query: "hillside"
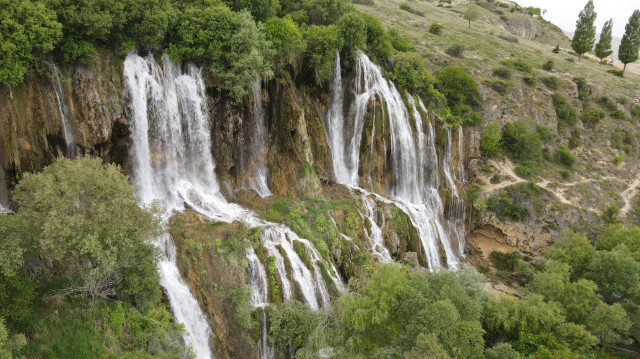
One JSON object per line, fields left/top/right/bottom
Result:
{"left": 1, "top": 0, "right": 640, "bottom": 358}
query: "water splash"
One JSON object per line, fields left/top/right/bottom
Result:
{"left": 324, "top": 52, "right": 466, "bottom": 269}
{"left": 47, "top": 62, "right": 76, "bottom": 158}
{"left": 248, "top": 79, "right": 272, "bottom": 197}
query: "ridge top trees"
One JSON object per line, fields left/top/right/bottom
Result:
{"left": 619, "top": 9, "right": 640, "bottom": 72}
{"left": 594, "top": 18, "right": 613, "bottom": 62}
{"left": 571, "top": 0, "right": 597, "bottom": 61}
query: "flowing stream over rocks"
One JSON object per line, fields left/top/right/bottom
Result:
{"left": 323, "top": 52, "right": 466, "bottom": 269}
{"left": 48, "top": 62, "right": 76, "bottom": 158}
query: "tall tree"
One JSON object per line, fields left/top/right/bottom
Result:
{"left": 619, "top": 10, "right": 640, "bottom": 72}
{"left": 594, "top": 18, "right": 613, "bottom": 62}
{"left": 571, "top": 0, "right": 597, "bottom": 61}
{"left": 463, "top": 5, "right": 481, "bottom": 28}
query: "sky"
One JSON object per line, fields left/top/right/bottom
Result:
{"left": 513, "top": 0, "right": 637, "bottom": 37}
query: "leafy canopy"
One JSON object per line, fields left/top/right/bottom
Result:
{"left": 618, "top": 10, "right": 640, "bottom": 70}
{"left": 594, "top": 18, "right": 613, "bottom": 59}
{"left": 571, "top": 0, "right": 597, "bottom": 59}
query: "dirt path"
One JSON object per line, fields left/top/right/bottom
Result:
{"left": 621, "top": 174, "right": 640, "bottom": 215}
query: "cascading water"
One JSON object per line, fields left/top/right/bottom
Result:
{"left": 48, "top": 62, "right": 76, "bottom": 158}
{"left": 248, "top": 79, "right": 272, "bottom": 197}
{"left": 324, "top": 52, "right": 466, "bottom": 269}
{"left": 0, "top": 163, "right": 8, "bottom": 212}
{"left": 124, "top": 52, "right": 343, "bottom": 359}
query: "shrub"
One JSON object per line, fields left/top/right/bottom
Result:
{"left": 553, "top": 93, "right": 577, "bottom": 126}
{"left": 429, "top": 23, "right": 444, "bottom": 35}
{"left": 522, "top": 74, "right": 537, "bottom": 86}
{"left": 541, "top": 76, "right": 560, "bottom": 90}
{"left": 566, "top": 57, "right": 576, "bottom": 63}
{"left": 581, "top": 106, "right": 604, "bottom": 127}
{"left": 390, "top": 52, "right": 436, "bottom": 96}
{"left": 464, "top": 112, "right": 483, "bottom": 126}
{"left": 481, "top": 121, "right": 502, "bottom": 157}
{"left": 631, "top": 105, "right": 640, "bottom": 118}
{"left": 445, "top": 44, "right": 465, "bottom": 57}
{"left": 337, "top": 12, "right": 367, "bottom": 57}
{"left": 501, "top": 120, "right": 542, "bottom": 162}
{"left": 542, "top": 58, "right": 554, "bottom": 71}
{"left": 488, "top": 193, "right": 530, "bottom": 220}
{"left": 607, "top": 69, "right": 624, "bottom": 77}
{"left": 436, "top": 66, "right": 481, "bottom": 115}
{"left": 264, "top": 15, "right": 305, "bottom": 70}
{"left": 611, "top": 109, "right": 626, "bottom": 120}
{"left": 553, "top": 44, "right": 560, "bottom": 53}
{"left": 555, "top": 146, "right": 576, "bottom": 167}
{"left": 493, "top": 66, "right": 512, "bottom": 79}
{"left": 359, "top": 13, "right": 393, "bottom": 60}
{"left": 399, "top": 2, "right": 424, "bottom": 16}
{"left": 352, "top": 0, "right": 375, "bottom": 5}
{"left": 536, "top": 125, "right": 554, "bottom": 142}
{"left": 497, "top": 33, "right": 519, "bottom": 42}
{"left": 490, "top": 173, "right": 501, "bottom": 184}
{"left": 598, "top": 96, "right": 618, "bottom": 111}
{"left": 490, "top": 250, "right": 520, "bottom": 271}
{"left": 305, "top": 25, "right": 344, "bottom": 83}
{"left": 486, "top": 80, "right": 510, "bottom": 95}
{"left": 388, "top": 29, "right": 415, "bottom": 52}
{"left": 500, "top": 58, "right": 532, "bottom": 73}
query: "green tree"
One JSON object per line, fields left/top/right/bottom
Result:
{"left": 485, "top": 343, "right": 521, "bottom": 359}
{"left": 594, "top": 18, "right": 613, "bottom": 60}
{"left": 404, "top": 333, "right": 451, "bottom": 359}
{"left": 270, "top": 300, "right": 319, "bottom": 356}
{"left": 463, "top": 5, "right": 481, "bottom": 28}
{"left": 480, "top": 121, "right": 502, "bottom": 158}
{"left": 0, "top": 157, "right": 160, "bottom": 301}
{"left": 587, "top": 245, "right": 640, "bottom": 304}
{"left": 618, "top": 10, "right": 640, "bottom": 72}
{"left": 359, "top": 13, "right": 392, "bottom": 61}
{"left": 586, "top": 302, "right": 632, "bottom": 346}
{"left": 571, "top": 0, "right": 597, "bottom": 61}
{"left": 0, "top": 0, "right": 62, "bottom": 86}
{"left": 501, "top": 120, "right": 542, "bottom": 163}
{"left": 597, "top": 224, "right": 640, "bottom": 261}
{"left": 336, "top": 12, "right": 367, "bottom": 59}
{"left": 0, "top": 318, "right": 26, "bottom": 359}
{"left": 264, "top": 15, "right": 305, "bottom": 71}
{"left": 304, "top": 24, "right": 344, "bottom": 83}
{"left": 436, "top": 66, "right": 481, "bottom": 115}
{"left": 389, "top": 52, "right": 435, "bottom": 96}
{"left": 548, "top": 230, "right": 595, "bottom": 280}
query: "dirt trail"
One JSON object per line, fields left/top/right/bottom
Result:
{"left": 620, "top": 174, "right": 640, "bottom": 215}
{"left": 478, "top": 159, "right": 617, "bottom": 214}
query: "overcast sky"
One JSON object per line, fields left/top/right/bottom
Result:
{"left": 513, "top": 0, "right": 637, "bottom": 37}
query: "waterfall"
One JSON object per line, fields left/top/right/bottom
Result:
{"left": 124, "top": 52, "right": 343, "bottom": 359}
{"left": 48, "top": 62, "right": 76, "bottom": 158}
{"left": 0, "top": 163, "right": 8, "bottom": 212}
{"left": 248, "top": 79, "right": 272, "bottom": 197}
{"left": 324, "top": 52, "right": 465, "bottom": 269}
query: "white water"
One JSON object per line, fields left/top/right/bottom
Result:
{"left": 324, "top": 52, "right": 466, "bottom": 269}
{"left": 248, "top": 80, "right": 272, "bottom": 197}
{"left": 0, "top": 163, "right": 8, "bottom": 212}
{"left": 124, "top": 52, "right": 343, "bottom": 359}
{"left": 48, "top": 62, "right": 76, "bottom": 158}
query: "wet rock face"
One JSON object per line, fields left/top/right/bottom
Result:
{"left": 0, "top": 53, "right": 126, "bottom": 179}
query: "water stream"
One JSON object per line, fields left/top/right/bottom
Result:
{"left": 48, "top": 62, "right": 76, "bottom": 158}
{"left": 248, "top": 79, "right": 272, "bottom": 197}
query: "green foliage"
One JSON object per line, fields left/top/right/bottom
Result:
{"left": 542, "top": 58, "right": 554, "bottom": 71}
{"left": 487, "top": 194, "right": 530, "bottom": 221}
{"left": 570, "top": 0, "right": 597, "bottom": 59}
{"left": 429, "top": 23, "right": 444, "bottom": 35}
{"left": 270, "top": 300, "right": 319, "bottom": 356}
{"left": 336, "top": 12, "right": 366, "bottom": 58}
{"left": 541, "top": 76, "right": 559, "bottom": 90}
{"left": 305, "top": 24, "right": 343, "bottom": 83}
{"left": 485, "top": 343, "right": 521, "bottom": 359}
{"left": 499, "top": 58, "right": 532, "bottom": 73}
{"left": 463, "top": 4, "right": 481, "bottom": 28}
{"left": 597, "top": 224, "right": 640, "bottom": 261}
{"left": 0, "top": 0, "right": 62, "bottom": 86}
{"left": 445, "top": 44, "right": 465, "bottom": 57}
{"left": 223, "top": 0, "right": 279, "bottom": 21}
{"left": 600, "top": 204, "right": 621, "bottom": 225}
{"left": 581, "top": 106, "right": 604, "bottom": 127}
{"left": 587, "top": 245, "right": 640, "bottom": 304}
{"left": 618, "top": 10, "right": 640, "bottom": 70}
{"left": 267, "top": 256, "right": 281, "bottom": 303}
{"left": 484, "top": 294, "right": 564, "bottom": 340}
{"left": 555, "top": 146, "right": 575, "bottom": 167}
{"left": 264, "top": 15, "right": 305, "bottom": 70}
{"left": 0, "top": 318, "right": 26, "bottom": 358}
{"left": 390, "top": 52, "right": 435, "bottom": 96}
{"left": 553, "top": 93, "right": 577, "bottom": 126}
{"left": 548, "top": 230, "right": 595, "bottom": 280}
{"left": 388, "top": 29, "right": 415, "bottom": 52}
{"left": 436, "top": 66, "right": 481, "bottom": 116}
{"left": 501, "top": 120, "right": 542, "bottom": 163}
{"left": 358, "top": 13, "right": 393, "bottom": 60}
{"left": 594, "top": 18, "right": 614, "bottom": 59}
{"left": 489, "top": 250, "right": 520, "bottom": 271}
{"left": 486, "top": 79, "right": 510, "bottom": 95}
{"left": 586, "top": 302, "right": 632, "bottom": 346}
{"left": 0, "top": 157, "right": 160, "bottom": 302}
{"left": 399, "top": 2, "right": 424, "bottom": 16}
{"left": 167, "top": 6, "right": 272, "bottom": 99}
{"left": 404, "top": 333, "right": 451, "bottom": 359}
{"left": 492, "top": 66, "right": 511, "bottom": 79}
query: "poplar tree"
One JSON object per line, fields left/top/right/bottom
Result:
{"left": 619, "top": 10, "right": 640, "bottom": 72}
{"left": 594, "top": 18, "right": 613, "bottom": 62}
{"left": 571, "top": 0, "right": 597, "bottom": 61}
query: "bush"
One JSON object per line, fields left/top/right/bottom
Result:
{"left": 501, "top": 120, "right": 542, "bottom": 162}
{"left": 536, "top": 125, "right": 554, "bottom": 142}
{"left": 490, "top": 250, "right": 520, "bottom": 271}
{"left": 598, "top": 96, "right": 618, "bottom": 111}
{"left": 436, "top": 66, "right": 481, "bottom": 115}
{"left": 337, "top": 12, "right": 367, "bottom": 57}
{"left": 264, "top": 15, "right": 305, "bottom": 70}
{"left": 445, "top": 44, "right": 465, "bottom": 57}
{"left": 481, "top": 121, "right": 502, "bottom": 158}
{"left": 542, "top": 58, "right": 554, "bottom": 71}
{"left": 493, "top": 66, "right": 512, "bottom": 79}
{"left": 488, "top": 193, "right": 530, "bottom": 220}
{"left": 553, "top": 44, "right": 560, "bottom": 53}
{"left": 359, "top": 13, "right": 393, "bottom": 60}
{"left": 522, "top": 74, "right": 537, "bottom": 86}
{"left": 486, "top": 80, "right": 510, "bottom": 95}
{"left": 0, "top": 0, "right": 62, "bottom": 86}
{"left": 500, "top": 58, "right": 532, "bottom": 73}
{"left": 390, "top": 52, "right": 436, "bottom": 96}
{"left": 464, "top": 112, "right": 483, "bottom": 126}
{"left": 429, "top": 23, "right": 444, "bottom": 35}
{"left": 541, "top": 76, "right": 559, "bottom": 90}
{"left": 305, "top": 25, "right": 344, "bottom": 83}
{"left": 553, "top": 93, "right": 577, "bottom": 126}
{"left": 606, "top": 69, "right": 624, "bottom": 78}
{"left": 631, "top": 105, "right": 640, "bottom": 119}
{"left": 399, "top": 2, "right": 424, "bottom": 16}
{"left": 555, "top": 146, "right": 576, "bottom": 167}
{"left": 581, "top": 107, "right": 605, "bottom": 127}
{"left": 610, "top": 109, "right": 626, "bottom": 120}
{"left": 388, "top": 28, "right": 415, "bottom": 52}
{"left": 497, "top": 33, "right": 519, "bottom": 42}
